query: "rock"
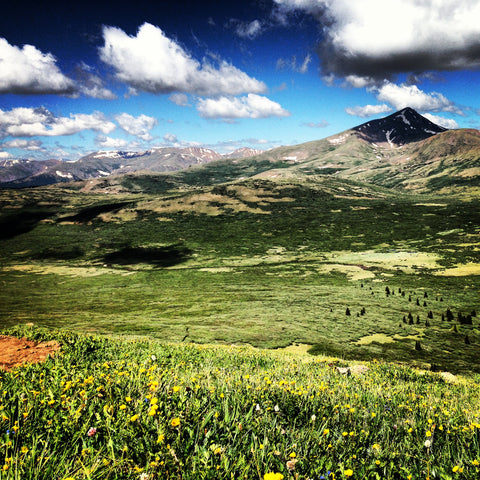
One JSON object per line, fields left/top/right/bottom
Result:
{"left": 335, "top": 364, "right": 369, "bottom": 376}
{"left": 439, "top": 371, "right": 457, "bottom": 384}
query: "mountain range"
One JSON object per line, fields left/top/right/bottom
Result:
{"left": 0, "top": 147, "right": 263, "bottom": 188}
{"left": 1, "top": 107, "right": 479, "bottom": 194}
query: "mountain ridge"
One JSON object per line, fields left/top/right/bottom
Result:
{"left": 0, "top": 146, "right": 265, "bottom": 188}
{"left": 1, "top": 108, "right": 479, "bottom": 194}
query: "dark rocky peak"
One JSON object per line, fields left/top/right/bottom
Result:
{"left": 353, "top": 107, "right": 448, "bottom": 148}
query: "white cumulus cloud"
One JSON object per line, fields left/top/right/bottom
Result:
{"left": 423, "top": 113, "right": 458, "bottom": 129}
{"left": 0, "top": 38, "right": 75, "bottom": 95}
{"left": 345, "top": 104, "right": 392, "bottom": 118}
{"left": 169, "top": 93, "right": 190, "bottom": 107}
{"left": 115, "top": 113, "right": 157, "bottom": 141}
{"left": 95, "top": 136, "right": 129, "bottom": 149}
{"left": 99, "top": 23, "right": 267, "bottom": 96}
{"left": 163, "top": 133, "right": 178, "bottom": 143}
{"left": 197, "top": 94, "right": 291, "bottom": 120}
{"left": 1, "top": 139, "right": 44, "bottom": 151}
{"left": 374, "top": 82, "right": 463, "bottom": 114}
{"left": 274, "top": 0, "right": 480, "bottom": 79}
{"left": 0, "top": 107, "right": 116, "bottom": 137}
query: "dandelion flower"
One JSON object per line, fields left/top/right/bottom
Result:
{"left": 344, "top": 469, "right": 354, "bottom": 477}
{"left": 263, "top": 473, "right": 284, "bottom": 480}
{"left": 171, "top": 417, "right": 180, "bottom": 427}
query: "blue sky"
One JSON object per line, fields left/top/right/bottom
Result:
{"left": 1, "top": 0, "right": 480, "bottom": 161}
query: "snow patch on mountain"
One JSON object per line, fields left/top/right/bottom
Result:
{"left": 56, "top": 171, "right": 73, "bottom": 179}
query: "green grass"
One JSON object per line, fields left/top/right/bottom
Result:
{"left": 0, "top": 180, "right": 479, "bottom": 375}
{"left": 1, "top": 325, "right": 480, "bottom": 479}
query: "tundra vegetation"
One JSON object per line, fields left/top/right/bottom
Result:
{"left": 0, "top": 174, "right": 479, "bottom": 478}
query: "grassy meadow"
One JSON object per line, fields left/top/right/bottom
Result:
{"left": 0, "top": 179, "right": 479, "bottom": 373}
{"left": 1, "top": 325, "right": 480, "bottom": 479}
{"left": 1, "top": 175, "right": 480, "bottom": 478}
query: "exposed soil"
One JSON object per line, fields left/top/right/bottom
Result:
{"left": 0, "top": 335, "right": 60, "bottom": 371}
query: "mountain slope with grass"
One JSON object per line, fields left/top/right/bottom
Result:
{"left": 2, "top": 108, "right": 479, "bottom": 195}
{"left": 1, "top": 177, "right": 479, "bottom": 375}
{"left": 66, "top": 108, "right": 480, "bottom": 197}
{"left": 1, "top": 325, "right": 480, "bottom": 480}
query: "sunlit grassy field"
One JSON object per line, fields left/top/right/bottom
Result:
{"left": 1, "top": 325, "right": 480, "bottom": 479}
{"left": 0, "top": 179, "right": 479, "bottom": 374}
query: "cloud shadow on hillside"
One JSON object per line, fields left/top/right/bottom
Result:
{"left": 102, "top": 244, "right": 192, "bottom": 268}
{"left": 0, "top": 211, "right": 53, "bottom": 240}
{"left": 59, "top": 202, "right": 134, "bottom": 223}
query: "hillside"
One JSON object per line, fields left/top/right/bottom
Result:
{"left": 1, "top": 325, "right": 480, "bottom": 479}
{"left": 2, "top": 108, "right": 480, "bottom": 195}
{"left": 1, "top": 176, "right": 479, "bottom": 375}
{"left": 56, "top": 108, "right": 480, "bottom": 197}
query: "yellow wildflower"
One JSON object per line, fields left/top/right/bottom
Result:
{"left": 263, "top": 473, "right": 284, "bottom": 480}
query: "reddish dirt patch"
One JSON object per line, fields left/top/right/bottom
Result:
{"left": 0, "top": 335, "right": 61, "bottom": 371}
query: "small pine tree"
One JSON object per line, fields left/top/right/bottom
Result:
{"left": 427, "top": 311, "right": 433, "bottom": 319}
{"left": 416, "top": 298, "right": 420, "bottom": 306}
{"left": 424, "top": 292, "right": 428, "bottom": 298}
{"left": 465, "top": 335, "right": 471, "bottom": 345}
{"left": 385, "top": 286, "right": 390, "bottom": 296}
{"left": 345, "top": 307, "right": 351, "bottom": 316}
{"left": 415, "top": 341, "right": 422, "bottom": 351}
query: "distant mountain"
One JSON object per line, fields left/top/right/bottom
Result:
{"left": 223, "top": 147, "right": 264, "bottom": 159}
{"left": 0, "top": 159, "right": 62, "bottom": 185}
{"left": 0, "top": 146, "right": 258, "bottom": 188}
{"left": 2, "top": 108, "right": 479, "bottom": 195}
